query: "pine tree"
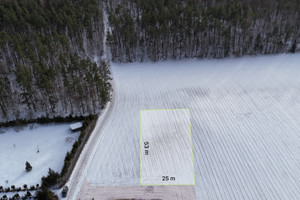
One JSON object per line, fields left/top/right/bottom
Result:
{"left": 290, "top": 40, "right": 297, "bottom": 53}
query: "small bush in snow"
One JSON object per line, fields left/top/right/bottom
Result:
{"left": 13, "top": 194, "right": 20, "bottom": 199}
{"left": 23, "top": 184, "right": 27, "bottom": 189}
{"left": 26, "top": 191, "right": 31, "bottom": 198}
{"left": 11, "top": 185, "right": 15, "bottom": 190}
{"left": 25, "top": 161, "right": 32, "bottom": 172}
{"left": 4, "top": 187, "right": 10, "bottom": 192}
{"left": 29, "top": 185, "right": 35, "bottom": 190}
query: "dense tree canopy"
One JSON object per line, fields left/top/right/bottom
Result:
{"left": 0, "top": 0, "right": 110, "bottom": 122}
{"left": 106, "top": 0, "right": 300, "bottom": 61}
{"left": 0, "top": 0, "right": 299, "bottom": 121}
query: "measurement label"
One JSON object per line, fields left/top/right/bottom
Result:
{"left": 144, "top": 141, "right": 149, "bottom": 155}
{"left": 140, "top": 109, "right": 195, "bottom": 185}
{"left": 162, "top": 176, "right": 176, "bottom": 181}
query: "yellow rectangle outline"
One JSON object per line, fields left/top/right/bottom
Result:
{"left": 140, "top": 108, "right": 196, "bottom": 186}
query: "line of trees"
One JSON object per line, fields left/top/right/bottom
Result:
{"left": 106, "top": 0, "right": 300, "bottom": 62}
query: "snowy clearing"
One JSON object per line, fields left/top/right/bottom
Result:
{"left": 69, "top": 53, "right": 300, "bottom": 200}
{"left": 0, "top": 123, "right": 80, "bottom": 187}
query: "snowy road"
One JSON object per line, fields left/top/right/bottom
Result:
{"left": 68, "top": 54, "right": 300, "bottom": 200}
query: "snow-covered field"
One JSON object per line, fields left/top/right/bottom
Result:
{"left": 70, "top": 53, "right": 300, "bottom": 200}
{"left": 0, "top": 123, "right": 80, "bottom": 187}
{"left": 140, "top": 109, "right": 194, "bottom": 185}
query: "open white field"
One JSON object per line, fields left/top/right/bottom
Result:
{"left": 0, "top": 123, "right": 80, "bottom": 187}
{"left": 70, "top": 53, "right": 300, "bottom": 200}
{"left": 140, "top": 109, "right": 194, "bottom": 185}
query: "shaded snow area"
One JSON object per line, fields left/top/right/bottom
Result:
{"left": 0, "top": 123, "right": 80, "bottom": 187}
{"left": 76, "top": 53, "right": 300, "bottom": 200}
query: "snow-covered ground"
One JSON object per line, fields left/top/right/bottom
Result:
{"left": 0, "top": 123, "right": 80, "bottom": 188}
{"left": 69, "top": 53, "right": 300, "bottom": 200}
{"left": 140, "top": 109, "right": 194, "bottom": 185}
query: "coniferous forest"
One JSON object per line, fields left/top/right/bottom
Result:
{"left": 0, "top": 0, "right": 299, "bottom": 122}
{"left": 0, "top": 0, "right": 111, "bottom": 122}
{"left": 107, "top": 0, "right": 299, "bottom": 61}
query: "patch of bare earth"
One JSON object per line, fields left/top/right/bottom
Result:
{"left": 78, "top": 181, "right": 196, "bottom": 200}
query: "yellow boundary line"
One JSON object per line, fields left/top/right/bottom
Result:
{"left": 140, "top": 108, "right": 196, "bottom": 186}
{"left": 139, "top": 110, "right": 142, "bottom": 185}
{"left": 188, "top": 108, "right": 196, "bottom": 185}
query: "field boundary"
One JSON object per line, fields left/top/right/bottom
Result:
{"left": 139, "top": 108, "right": 196, "bottom": 186}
